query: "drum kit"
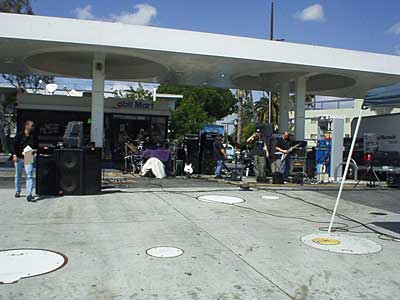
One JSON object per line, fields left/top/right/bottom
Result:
{"left": 123, "top": 140, "right": 144, "bottom": 174}
{"left": 123, "top": 139, "right": 180, "bottom": 175}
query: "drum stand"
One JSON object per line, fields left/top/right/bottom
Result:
{"left": 224, "top": 153, "right": 242, "bottom": 182}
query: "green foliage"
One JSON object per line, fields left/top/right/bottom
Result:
{"left": 170, "top": 97, "right": 214, "bottom": 139}
{"left": 0, "top": 0, "right": 33, "bottom": 14}
{"left": 1, "top": 0, "right": 55, "bottom": 93}
{"left": 241, "top": 123, "right": 256, "bottom": 145}
{"left": 113, "top": 83, "right": 152, "bottom": 101}
{"left": 255, "top": 93, "right": 279, "bottom": 125}
{"left": 157, "top": 84, "right": 236, "bottom": 120}
{"left": 2, "top": 74, "right": 54, "bottom": 93}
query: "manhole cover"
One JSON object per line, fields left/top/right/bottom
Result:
{"left": 197, "top": 195, "right": 245, "bottom": 204}
{"left": 301, "top": 233, "right": 382, "bottom": 255}
{"left": 0, "top": 249, "right": 68, "bottom": 284}
{"left": 146, "top": 247, "right": 184, "bottom": 258}
{"left": 261, "top": 195, "right": 279, "bottom": 200}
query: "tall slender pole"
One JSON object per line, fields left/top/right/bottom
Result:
{"left": 268, "top": 92, "right": 272, "bottom": 123}
{"left": 270, "top": 0, "right": 274, "bottom": 41}
{"left": 268, "top": 1, "right": 274, "bottom": 123}
{"left": 328, "top": 103, "right": 364, "bottom": 233}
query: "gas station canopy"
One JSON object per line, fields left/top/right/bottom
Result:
{"left": 1, "top": 13, "right": 400, "bottom": 98}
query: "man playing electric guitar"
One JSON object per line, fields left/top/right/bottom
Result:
{"left": 276, "top": 132, "right": 294, "bottom": 182}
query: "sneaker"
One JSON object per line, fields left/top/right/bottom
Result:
{"left": 27, "top": 195, "right": 34, "bottom": 202}
{"left": 215, "top": 175, "right": 223, "bottom": 179}
{"left": 15, "top": 192, "right": 20, "bottom": 198}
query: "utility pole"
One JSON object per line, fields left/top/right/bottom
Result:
{"left": 270, "top": 0, "right": 274, "bottom": 41}
{"left": 268, "top": 0, "right": 274, "bottom": 123}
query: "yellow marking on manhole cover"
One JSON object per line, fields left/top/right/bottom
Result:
{"left": 312, "top": 237, "right": 341, "bottom": 245}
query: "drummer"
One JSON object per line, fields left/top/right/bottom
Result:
{"left": 136, "top": 128, "right": 146, "bottom": 141}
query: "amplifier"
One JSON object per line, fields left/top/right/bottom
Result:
{"left": 387, "top": 171, "right": 400, "bottom": 188}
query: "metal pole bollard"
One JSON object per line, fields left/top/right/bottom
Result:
{"left": 334, "top": 159, "right": 358, "bottom": 182}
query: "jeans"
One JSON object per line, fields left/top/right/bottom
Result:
{"left": 215, "top": 160, "right": 224, "bottom": 176}
{"left": 254, "top": 155, "right": 266, "bottom": 179}
{"left": 15, "top": 158, "right": 34, "bottom": 197}
{"left": 280, "top": 156, "right": 290, "bottom": 180}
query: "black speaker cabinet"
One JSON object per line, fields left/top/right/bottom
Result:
{"left": 36, "top": 147, "right": 59, "bottom": 196}
{"left": 83, "top": 147, "right": 102, "bottom": 195}
{"left": 184, "top": 134, "right": 200, "bottom": 173}
{"left": 201, "top": 159, "right": 216, "bottom": 175}
{"left": 272, "top": 172, "right": 284, "bottom": 184}
{"left": 199, "top": 133, "right": 217, "bottom": 174}
{"left": 55, "top": 149, "right": 85, "bottom": 195}
{"left": 256, "top": 123, "right": 273, "bottom": 138}
{"left": 55, "top": 148, "right": 102, "bottom": 195}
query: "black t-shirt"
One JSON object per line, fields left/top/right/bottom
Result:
{"left": 13, "top": 131, "right": 38, "bottom": 158}
{"left": 277, "top": 137, "right": 290, "bottom": 151}
{"left": 213, "top": 140, "right": 224, "bottom": 161}
{"left": 250, "top": 135, "right": 267, "bottom": 157}
{"left": 253, "top": 139, "right": 266, "bottom": 156}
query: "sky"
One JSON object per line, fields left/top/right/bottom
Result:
{"left": 6, "top": 0, "right": 400, "bottom": 99}
{"left": 30, "top": 0, "right": 400, "bottom": 55}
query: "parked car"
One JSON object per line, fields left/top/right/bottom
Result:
{"left": 224, "top": 143, "right": 235, "bottom": 161}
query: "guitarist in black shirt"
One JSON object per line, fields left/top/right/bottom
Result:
{"left": 276, "top": 132, "right": 291, "bottom": 181}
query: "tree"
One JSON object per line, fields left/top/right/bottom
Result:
{"left": 157, "top": 84, "right": 236, "bottom": 120}
{"left": 235, "top": 89, "right": 256, "bottom": 145}
{"left": 255, "top": 92, "right": 279, "bottom": 125}
{"left": 2, "top": 74, "right": 54, "bottom": 93}
{"left": 169, "top": 97, "right": 213, "bottom": 140}
{"left": 113, "top": 83, "right": 152, "bottom": 101}
{"left": 0, "top": 0, "right": 50, "bottom": 152}
{"left": 1, "top": 0, "right": 54, "bottom": 93}
{"left": 0, "top": 0, "right": 33, "bottom": 14}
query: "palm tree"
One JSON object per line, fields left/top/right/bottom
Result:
{"left": 255, "top": 92, "right": 279, "bottom": 125}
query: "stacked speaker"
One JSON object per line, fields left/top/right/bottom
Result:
{"left": 184, "top": 134, "right": 200, "bottom": 174}
{"left": 199, "top": 132, "right": 217, "bottom": 175}
{"left": 36, "top": 147, "right": 59, "bottom": 196}
{"left": 36, "top": 147, "right": 102, "bottom": 196}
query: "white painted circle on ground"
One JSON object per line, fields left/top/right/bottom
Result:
{"left": 261, "top": 195, "right": 280, "bottom": 200}
{"left": 146, "top": 247, "right": 184, "bottom": 258}
{"left": 0, "top": 249, "right": 67, "bottom": 284}
{"left": 197, "top": 195, "right": 245, "bottom": 204}
{"left": 301, "top": 233, "right": 382, "bottom": 255}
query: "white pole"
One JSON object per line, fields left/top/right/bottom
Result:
{"left": 153, "top": 87, "right": 157, "bottom": 102}
{"left": 328, "top": 103, "right": 364, "bottom": 233}
{"left": 91, "top": 53, "right": 105, "bottom": 148}
{"left": 295, "top": 77, "right": 306, "bottom": 140}
{"left": 279, "top": 82, "right": 290, "bottom": 132}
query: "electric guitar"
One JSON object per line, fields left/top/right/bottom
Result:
{"left": 281, "top": 143, "right": 302, "bottom": 162}
{"left": 184, "top": 163, "right": 194, "bottom": 175}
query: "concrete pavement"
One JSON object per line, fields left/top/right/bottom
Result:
{"left": 0, "top": 178, "right": 399, "bottom": 300}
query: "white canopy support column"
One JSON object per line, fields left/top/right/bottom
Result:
{"left": 91, "top": 53, "right": 105, "bottom": 148}
{"left": 279, "top": 82, "right": 290, "bottom": 132}
{"left": 295, "top": 77, "right": 306, "bottom": 140}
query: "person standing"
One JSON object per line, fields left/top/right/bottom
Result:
{"left": 247, "top": 129, "right": 269, "bottom": 182}
{"left": 276, "top": 131, "right": 291, "bottom": 181}
{"left": 12, "top": 120, "right": 38, "bottom": 202}
{"left": 213, "top": 134, "right": 226, "bottom": 179}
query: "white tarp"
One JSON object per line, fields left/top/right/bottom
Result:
{"left": 140, "top": 157, "right": 166, "bottom": 179}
